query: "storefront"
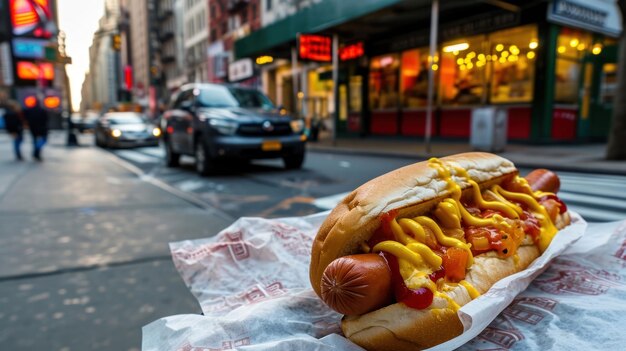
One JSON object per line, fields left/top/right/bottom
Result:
{"left": 235, "top": 0, "right": 622, "bottom": 143}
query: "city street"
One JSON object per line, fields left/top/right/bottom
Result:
{"left": 109, "top": 139, "right": 626, "bottom": 223}
{"left": 1, "top": 131, "right": 626, "bottom": 351}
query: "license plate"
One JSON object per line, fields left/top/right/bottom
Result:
{"left": 262, "top": 140, "right": 282, "bottom": 151}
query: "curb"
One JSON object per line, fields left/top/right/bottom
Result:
{"left": 307, "top": 145, "right": 626, "bottom": 176}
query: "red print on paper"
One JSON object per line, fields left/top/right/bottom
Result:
{"left": 474, "top": 297, "right": 558, "bottom": 350}
{"left": 244, "top": 282, "right": 285, "bottom": 303}
{"left": 225, "top": 231, "right": 249, "bottom": 261}
{"left": 176, "top": 338, "right": 250, "bottom": 351}
{"left": 534, "top": 258, "right": 621, "bottom": 295}
{"left": 615, "top": 239, "right": 626, "bottom": 261}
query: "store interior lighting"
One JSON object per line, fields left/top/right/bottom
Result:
{"left": 443, "top": 42, "right": 469, "bottom": 53}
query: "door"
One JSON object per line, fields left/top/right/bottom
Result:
{"left": 578, "top": 45, "right": 618, "bottom": 140}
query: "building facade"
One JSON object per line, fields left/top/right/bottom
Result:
{"left": 207, "top": 0, "right": 261, "bottom": 83}
{"left": 82, "top": 0, "right": 121, "bottom": 112}
{"left": 183, "top": 0, "right": 209, "bottom": 83}
{"left": 235, "top": 0, "right": 623, "bottom": 143}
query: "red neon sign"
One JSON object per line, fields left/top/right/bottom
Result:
{"left": 298, "top": 34, "right": 332, "bottom": 62}
{"left": 44, "top": 96, "right": 60, "bottom": 108}
{"left": 340, "top": 42, "right": 364, "bottom": 61}
{"left": 10, "top": 0, "right": 53, "bottom": 38}
{"left": 24, "top": 95, "right": 37, "bottom": 107}
{"left": 124, "top": 65, "right": 133, "bottom": 90}
{"left": 17, "top": 61, "right": 54, "bottom": 80}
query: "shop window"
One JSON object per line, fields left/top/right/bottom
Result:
{"left": 439, "top": 36, "right": 486, "bottom": 105}
{"left": 349, "top": 76, "right": 362, "bottom": 113}
{"left": 555, "top": 28, "right": 592, "bottom": 104}
{"left": 369, "top": 54, "right": 400, "bottom": 110}
{"left": 400, "top": 48, "right": 434, "bottom": 108}
{"left": 489, "top": 25, "right": 537, "bottom": 103}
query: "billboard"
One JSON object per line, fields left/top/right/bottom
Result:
{"left": 10, "top": 0, "right": 55, "bottom": 39}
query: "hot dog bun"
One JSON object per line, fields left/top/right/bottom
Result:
{"left": 310, "top": 152, "right": 517, "bottom": 296}
{"left": 309, "top": 152, "right": 570, "bottom": 351}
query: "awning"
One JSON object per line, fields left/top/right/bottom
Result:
{"left": 234, "top": 0, "right": 406, "bottom": 59}
{"left": 235, "top": 0, "right": 550, "bottom": 60}
{"left": 548, "top": 0, "right": 623, "bottom": 37}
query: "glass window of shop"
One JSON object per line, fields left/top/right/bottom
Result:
{"left": 489, "top": 25, "right": 537, "bottom": 103}
{"left": 554, "top": 28, "right": 592, "bottom": 104}
{"left": 439, "top": 36, "right": 486, "bottom": 105}
{"left": 400, "top": 49, "right": 435, "bottom": 108}
{"left": 369, "top": 54, "right": 400, "bottom": 110}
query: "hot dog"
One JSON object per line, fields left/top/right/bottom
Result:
{"left": 309, "top": 153, "right": 571, "bottom": 351}
{"left": 319, "top": 167, "right": 565, "bottom": 318}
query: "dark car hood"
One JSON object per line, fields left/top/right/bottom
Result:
{"left": 197, "top": 107, "right": 291, "bottom": 123}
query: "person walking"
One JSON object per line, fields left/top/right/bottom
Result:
{"left": 3, "top": 100, "right": 25, "bottom": 160}
{"left": 23, "top": 99, "right": 49, "bottom": 161}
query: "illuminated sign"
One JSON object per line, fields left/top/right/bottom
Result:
{"left": 340, "top": 42, "right": 364, "bottom": 61}
{"left": 10, "top": 0, "right": 54, "bottom": 38}
{"left": 16, "top": 61, "right": 54, "bottom": 80}
{"left": 256, "top": 56, "right": 274, "bottom": 65}
{"left": 43, "top": 95, "right": 60, "bottom": 108}
{"left": 124, "top": 65, "right": 133, "bottom": 90}
{"left": 24, "top": 95, "right": 37, "bottom": 107}
{"left": 13, "top": 38, "right": 47, "bottom": 58}
{"left": 298, "top": 34, "right": 332, "bottom": 62}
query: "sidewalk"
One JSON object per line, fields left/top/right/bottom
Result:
{"left": 307, "top": 134, "right": 626, "bottom": 175}
{"left": 0, "top": 131, "right": 232, "bottom": 350}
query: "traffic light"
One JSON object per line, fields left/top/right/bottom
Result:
{"left": 112, "top": 34, "right": 121, "bottom": 51}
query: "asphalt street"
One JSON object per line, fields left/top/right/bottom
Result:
{"left": 110, "top": 142, "right": 626, "bottom": 223}
{"left": 1, "top": 131, "right": 625, "bottom": 351}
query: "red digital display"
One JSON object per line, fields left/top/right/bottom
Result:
{"left": 298, "top": 34, "right": 332, "bottom": 62}
{"left": 10, "top": 0, "right": 53, "bottom": 38}
{"left": 340, "top": 42, "right": 365, "bottom": 61}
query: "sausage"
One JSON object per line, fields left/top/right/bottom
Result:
{"left": 320, "top": 170, "right": 563, "bottom": 316}
{"left": 320, "top": 253, "right": 392, "bottom": 315}
{"left": 525, "top": 169, "right": 561, "bottom": 193}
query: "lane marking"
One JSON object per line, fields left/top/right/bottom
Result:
{"left": 116, "top": 150, "right": 159, "bottom": 164}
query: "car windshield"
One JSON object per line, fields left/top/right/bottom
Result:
{"left": 198, "top": 86, "right": 275, "bottom": 110}
{"left": 107, "top": 114, "right": 145, "bottom": 125}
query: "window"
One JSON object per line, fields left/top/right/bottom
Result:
{"left": 266, "top": 0, "right": 272, "bottom": 11}
{"left": 439, "top": 35, "right": 486, "bottom": 105}
{"left": 554, "top": 28, "right": 591, "bottom": 104}
{"left": 489, "top": 25, "right": 537, "bottom": 103}
{"left": 369, "top": 54, "right": 400, "bottom": 109}
{"left": 400, "top": 48, "right": 434, "bottom": 108}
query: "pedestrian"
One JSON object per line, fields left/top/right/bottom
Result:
{"left": 3, "top": 100, "right": 25, "bottom": 160}
{"left": 23, "top": 99, "right": 49, "bottom": 161}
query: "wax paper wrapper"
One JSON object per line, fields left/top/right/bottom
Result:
{"left": 143, "top": 211, "right": 626, "bottom": 350}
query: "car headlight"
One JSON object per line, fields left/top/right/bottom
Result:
{"left": 152, "top": 127, "right": 162, "bottom": 137}
{"left": 290, "top": 119, "right": 305, "bottom": 133}
{"left": 111, "top": 129, "right": 122, "bottom": 138}
{"left": 208, "top": 119, "right": 238, "bottom": 135}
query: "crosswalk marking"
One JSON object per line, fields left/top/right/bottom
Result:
{"left": 116, "top": 150, "right": 159, "bottom": 164}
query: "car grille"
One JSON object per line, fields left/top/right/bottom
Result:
{"left": 237, "top": 123, "right": 292, "bottom": 136}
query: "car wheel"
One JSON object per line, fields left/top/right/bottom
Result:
{"left": 283, "top": 152, "right": 305, "bottom": 170}
{"left": 195, "top": 140, "right": 215, "bottom": 176}
{"left": 164, "top": 139, "right": 180, "bottom": 167}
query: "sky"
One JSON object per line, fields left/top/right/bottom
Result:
{"left": 57, "top": 0, "right": 105, "bottom": 111}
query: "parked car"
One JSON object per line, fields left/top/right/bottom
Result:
{"left": 95, "top": 112, "right": 161, "bottom": 148}
{"left": 161, "top": 84, "right": 307, "bottom": 175}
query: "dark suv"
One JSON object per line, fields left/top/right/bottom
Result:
{"left": 161, "top": 84, "right": 307, "bottom": 175}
